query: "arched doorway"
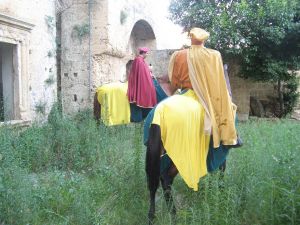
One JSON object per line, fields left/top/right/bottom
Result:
{"left": 127, "top": 19, "right": 156, "bottom": 56}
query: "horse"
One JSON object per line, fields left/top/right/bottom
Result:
{"left": 144, "top": 89, "right": 242, "bottom": 224}
{"left": 93, "top": 75, "right": 175, "bottom": 125}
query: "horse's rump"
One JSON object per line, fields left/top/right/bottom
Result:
{"left": 145, "top": 90, "right": 209, "bottom": 190}
{"left": 94, "top": 78, "right": 171, "bottom": 125}
{"left": 95, "top": 82, "right": 130, "bottom": 126}
{"left": 144, "top": 89, "right": 230, "bottom": 190}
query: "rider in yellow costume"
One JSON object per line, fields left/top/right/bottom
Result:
{"left": 168, "top": 27, "right": 238, "bottom": 148}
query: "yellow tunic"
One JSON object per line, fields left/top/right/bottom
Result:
{"left": 152, "top": 90, "right": 210, "bottom": 191}
{"left": 96, "top": 82, "right": 130, "bottom": 126}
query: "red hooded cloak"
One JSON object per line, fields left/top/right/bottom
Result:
{"left": 127, "top": 56, "right": 157, "bottom": 108}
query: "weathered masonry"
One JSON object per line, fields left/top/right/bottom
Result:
{"left": 0, "top": 13, "right": 33, "bottom": 121}
{"left": 0, "top": 0, "right": 57, "bottom": 124}
{"left": 59, "top": 0, "right": 159, "bottom": 114}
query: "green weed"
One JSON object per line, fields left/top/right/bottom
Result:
{"left": 0, "top": 115, "right": 299, "bottom": 225}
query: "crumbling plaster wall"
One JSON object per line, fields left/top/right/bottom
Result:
{"left": 61, "top": 0, "right": 161, "bottom": 114}
{"left": 107, "top": 0, "right": 156, "bottom": 52}
{"left": 0, "top": 0, "right": 57, "bottom": 121}
{"left": 60, "top": 0, "right": 121, "bottom": 114}
{"left": 60, "top": 1, "right": 90, "bottom": 114}
{"left": 92, "top": 0, "right": 158, "bottom": 88}
{"left": 147, "top": 49, "right": 174, "bottom": 77}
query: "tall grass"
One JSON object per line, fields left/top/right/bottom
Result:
{"left": 0, "top": 111, "right": 299, "bottom": 225}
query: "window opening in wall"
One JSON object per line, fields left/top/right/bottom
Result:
{"left": 0, "top": 42, "right": 17, "bottom": 121}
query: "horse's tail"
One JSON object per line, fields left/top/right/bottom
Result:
{"left": 146, "top": 124, "right": 162, "bottom": 192}
{"left": 93, "top": 92, "right": 101, "bottom": 121}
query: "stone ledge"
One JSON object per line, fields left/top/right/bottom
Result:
{"left": 0, "top": 120, "right": 31, "bottom": 128}
{"left": 0, "top": 13, "right": 35, "bottom": 31}
{"left": 237, "top": 113, "right": 249, "bottom": 121}
{"left": 291, "top": 110, "right": 300, "bottom": 121}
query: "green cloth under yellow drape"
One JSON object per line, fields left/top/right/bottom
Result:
{"left": 96, "top": 82, "right": 130, "bottom": 126}
{"left": 152, "top": 90, "right": 210, "bottom": 191}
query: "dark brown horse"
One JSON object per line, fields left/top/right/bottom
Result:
{"left": 144, "top": 64, "right": 240, "bottom": 223}
{"left": 145, "top": 113, "right": 230, "bottom": 224}
{"left": 145, "top": 123, "right": 178, "bottom": 223}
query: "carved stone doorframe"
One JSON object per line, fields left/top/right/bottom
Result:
{"left": 0, "top": 13, "right": 34, "bottom": 121}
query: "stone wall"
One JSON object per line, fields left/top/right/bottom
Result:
{"left": 107, "top": 0, "right": 157, "bottom": 54}
{"left": 147, "top": 49, "right": 175, "bottom": 77}
{"left": 60, "top": 1, "right": 90, "bottom": 114}
{"left": 0, "top": 0, "right": 57, "bottom": 122}
{"left": 96, "top": 0, "right": 158, "bottom": 87}
{"left": 60, "top": 0, "right": 161, "bottom": 114}
{"left": 228, "top": 63, "right": 276, "bottom": 120}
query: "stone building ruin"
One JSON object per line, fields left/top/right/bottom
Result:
{"left": 59, "top": 0, "right": 160, "bottom": 114}
{"left": 0, "top": 0, "right": 298, "bottom": 125}
{"left": 0, "top": 0, "right": 56, "bottom": 124}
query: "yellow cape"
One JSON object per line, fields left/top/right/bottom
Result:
{"left": 96, "top": 82, "right": 130, "bottom": 126}
{"left": 152, "top": 90, "right": 210, "bottom": 191}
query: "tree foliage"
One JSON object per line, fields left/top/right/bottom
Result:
{"left": 169, "top": 0, "right": 300, "bottom": 116}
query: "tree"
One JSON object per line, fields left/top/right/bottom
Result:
{"left": 169, "top": 0, "right": 300, "bottom": 117}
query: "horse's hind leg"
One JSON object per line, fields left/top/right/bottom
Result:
{"left": 148, "top": 187, "right": 157, "bottom": 224}
{"left": 219, "top": 160, "right": 226, "bottom": 173}
{"left": 146, "top": 125, "right": 162, "bottom": 224}
{"left": 218, "top": 160, "right": 226, "bottom": 189}
{"left": 93, "top": 92, "right": 101, "bottom": 123}
{"left": 160, "top": 163, "right": 178, "bottom": 221}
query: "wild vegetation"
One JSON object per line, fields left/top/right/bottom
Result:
{"left": 0, "top": 109, "right": 299, "bottom": 225}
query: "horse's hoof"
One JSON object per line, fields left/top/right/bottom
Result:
{"left": 148, "top": 212, "right": 155, "bottom": 224}
{"left": 171, "top": 208, "right": 177, "bottom": 220}
{"left": 172, "top": 208, "right": 176, "bottom": 215}
{"left": 171, "top": 215, "right": 177, "bottom": 225}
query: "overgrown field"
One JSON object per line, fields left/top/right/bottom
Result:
{"left": 0, "top": 110, "right": 299, "bottom": 225}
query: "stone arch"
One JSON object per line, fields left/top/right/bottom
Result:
{"left": 127, "top": 19, "right": 157, "bottom": 56}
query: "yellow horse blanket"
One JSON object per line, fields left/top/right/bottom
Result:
{"left": 96, "top": 82, "right": 130, "bottom": 126}
{"left": 152, "top": 90, "right": 210, "bottom": 191}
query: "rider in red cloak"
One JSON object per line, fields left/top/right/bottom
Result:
{"left": 127, "top": 47, "right": 157, "bottom": 121}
